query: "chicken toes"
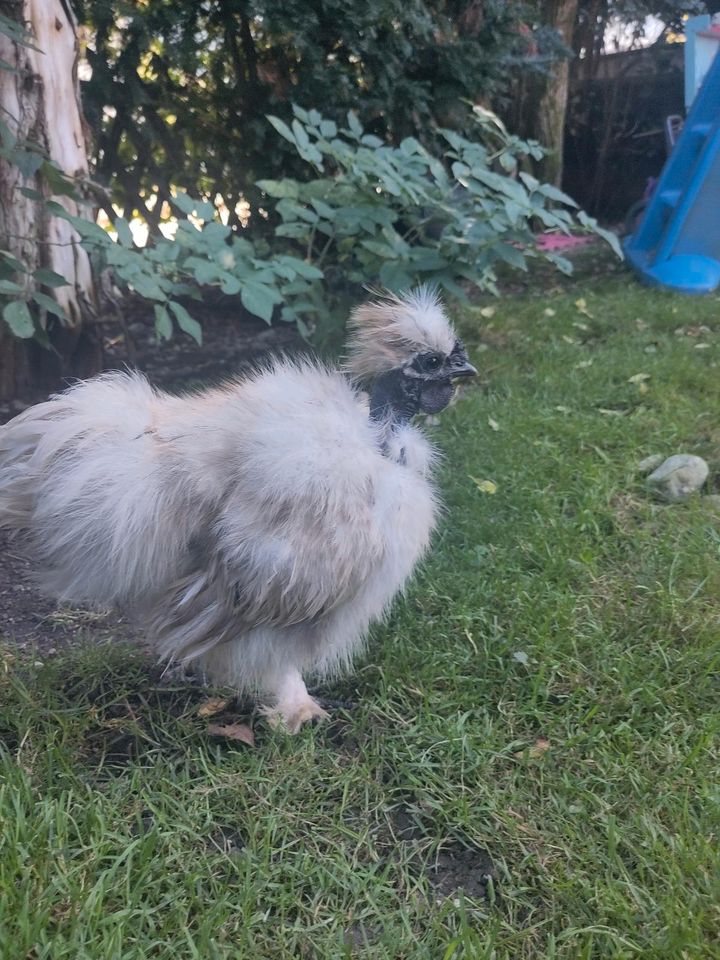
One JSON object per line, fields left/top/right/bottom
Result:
{"left": 262, "top": 697, "right": 329, "bottom": 734}
{"left": 261, "top": 667, "right": 330, "bottom": 733}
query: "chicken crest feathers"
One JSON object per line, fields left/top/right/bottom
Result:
{"left": 344, "top": 287, "right": 457, "bottom": 379}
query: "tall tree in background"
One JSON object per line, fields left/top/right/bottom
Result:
{"left": 522, "top": 0, "right": 578, "bottom": 185}
{"left": 511, "top": 0, "right": 705, "bottom": 188}
{"left": 0, "top": 0, "right": 99, "bottom": 401}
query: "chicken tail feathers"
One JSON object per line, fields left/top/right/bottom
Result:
{"left": 0, "top": 372, "right": 189, "bottom": 606}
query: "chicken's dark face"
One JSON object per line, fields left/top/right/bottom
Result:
{"left": 368, "top": 341, "right": 476, "bottom": 423}
{"left": 404, "top": 340, "right": 477, "bottom": 414}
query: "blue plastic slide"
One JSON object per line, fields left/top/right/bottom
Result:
{"left": 624, "top": 47, "right": 720, "bottom": 294}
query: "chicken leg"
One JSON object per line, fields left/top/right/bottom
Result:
{"left": 261, "top": 666, "right": 329, "bottom": 733}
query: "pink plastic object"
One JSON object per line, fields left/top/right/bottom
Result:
{"left": 535, "top": 234, "right": 595, "bottom": 252}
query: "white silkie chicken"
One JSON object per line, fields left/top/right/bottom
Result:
{"left": 0, "top": 289, "right": 475, "bottom": 731}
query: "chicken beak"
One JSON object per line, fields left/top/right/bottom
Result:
{"left": 450, "top": 359, "right": 477, "bottom": 379}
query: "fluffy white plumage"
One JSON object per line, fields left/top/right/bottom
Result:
{"left": 0, "top": 288, "right": 472, "bottom": 731}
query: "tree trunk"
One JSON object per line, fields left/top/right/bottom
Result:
{"left": 0, "top": 0, "right": 99, "bottom": 403}
{"left": 517, "top": 0, "right": 579, "bottom": 187}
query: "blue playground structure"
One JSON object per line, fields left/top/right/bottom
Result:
{"left": 624, "top": 35, "right": 720, "bottom": 294}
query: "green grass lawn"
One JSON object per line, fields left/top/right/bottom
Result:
{"left": 2, "top": 263, "right": 720, "bottom": 959}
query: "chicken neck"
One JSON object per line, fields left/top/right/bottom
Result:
{"left": 368, "top": 369, "right": 421, "bottom": 425}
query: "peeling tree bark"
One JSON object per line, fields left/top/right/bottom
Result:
{"left": 517, "top": 0, "right": 579, "bottom": 187}
{"left": 0, "top": 0, "right": 99, "bottom": 402}
{"left": 537, "top": 0, "right": 578, "bottom": 187}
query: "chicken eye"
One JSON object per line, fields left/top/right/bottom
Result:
{"left": 424, "top": 355, "right": 442, "bottom": 371}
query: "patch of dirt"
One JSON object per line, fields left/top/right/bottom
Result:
{"left": 45, "top": 655, "right": 253, "bottom": 771}
{"left": 389, "top": 804, "right": 497, "bottom": 903}
{"left": 0, "top": 301, "right": 302, "bottom": 654}
{"left": 0, "top": 531, "right": 134, "bottom": 653}
{"left": 342, "top": 922, "right": 382, "bottom": 952}
{"left": 101, "top": 296, "right": 303, "bottom": 390}
{"left": 609, "top": 491, "right": 648, "bottom": 533}
{"left": 425, "top": 842, "right": 496, "bottom": 902}
{"left": 207, "top": 825, "right": 246, "bottom": 857}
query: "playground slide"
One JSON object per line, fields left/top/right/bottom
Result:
{"left": 624, "top": 44, "right": 720, "bottom": 294}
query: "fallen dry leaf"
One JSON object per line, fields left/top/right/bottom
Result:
{"left": 515, "top": 737, "right": 550, "bottom": 760}
{"left": 543, "top": 307, "right": 556, "bottom": 317}
{"left": 207, "top": 722, "right": 255, "bottom": 746}
{"left": 470, "top": 477, "right": 498, "bottom": 494}
{"left": 574, "top": 297, "right": 593, "bottom": 319}
{"left": 197, "top": 696, "right": 231, "bottom": 718}
{"left": 627, "top": 372, "right": 650, "bottom": 384}
{"left": 479, "top": 305, "right": 496, "bottom": 318}
{"left": 487, "top": 417, "right": 500, "bottom": 432}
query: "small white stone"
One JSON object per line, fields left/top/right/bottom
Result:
{"left": 646, "top": 455, "right": 709, "bottom": 501}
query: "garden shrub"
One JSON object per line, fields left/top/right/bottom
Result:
{"left": 2, "top": 104, "right": 620, "bottom": 346}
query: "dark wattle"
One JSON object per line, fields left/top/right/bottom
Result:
{"left": 419, "top": 379, "right": 455, "bottom": 413}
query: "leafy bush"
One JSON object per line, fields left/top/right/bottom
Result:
{"left": 259, "top": 104, "right": 620, "bottom": 309}
{"left": 2, "top": 103, "right": 620, "bottom": 347}
{"left": 53, "top": 195, "right": 324, "bottom": 343}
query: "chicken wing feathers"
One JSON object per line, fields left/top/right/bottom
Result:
{"left": 0, "top": 362, "right": 392, "bottom": 664}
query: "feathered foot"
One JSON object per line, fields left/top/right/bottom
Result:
{"left": 260, "top": 668, "right": 330, "bottom": 734}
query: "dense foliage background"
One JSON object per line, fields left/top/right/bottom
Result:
{"left": 75, "top": 0, "right": 710, "bottom": 229}
{"left": 0, "top": 0, "right": 714, "bottom": 398}
{"left": 75, "top": 0, "right": 545, "bottom": 230}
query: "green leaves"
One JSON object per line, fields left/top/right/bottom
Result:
{"left": 241, "top": 281, "right": 281, "bottom": 324}
{"left": 40, "top": 161, "right": 79, "bottom": 199}
{"left": 0, "top": 11, "right": 42, "bottom": 51}
{"left": 346, "top": 111, "right": 363, "bottom": 139}
{"left": 3, "top": 300, "right": 34, "bottom": 338}
{"left": 534, "top": 182, "right": 579, "bottom": 208}
{"left": 578, "top": 211, "right": 624, "bottom": 260}
{"left": 172, "top": 192, "right": 215, "bottom": 221}
{"left": 267, "top": 114, "right": 324, "bottom": 169}
{"left": 154, "top": 304, "right": 173, "bottom": 341}
{"left": 0, "top": 250, "right": 27, "bottom": 275}
{"left": 0, "top": 99, "right": 618, "bottom": 351}
{"left": 277, "top": 256, "right": 323, "bottom": 280}
{"left": 256, "top": 105, "right": 620, "bottom": 311}
{"left": 114, "top": 217, "right": 134, "bottom": 248}
{"left": 171, "top": 191, "right": 195, "bottom": 216}
{"left": 131, "top": 274, "right": 167, "bottom": 301}
{"left": 32, "top": 291, "right": 68, "bottom": 321}
{"left": 267, "top": 115, "right": 295, "bottom": 145}
{"left": 34, "top": 268, "right": 69, "bottom": 288}
{"left": 168, "top": 300, "right": 202, "bottom": 344}
{"left": 256, "top": 179, "right": 300, "bottom": 199}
